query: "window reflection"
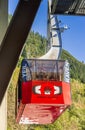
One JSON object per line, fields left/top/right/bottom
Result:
{"left": 21, "top": 59, "right": 69, "bottom": 82}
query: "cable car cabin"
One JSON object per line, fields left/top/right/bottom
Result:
{"left": 16, "top": 59, "right": 71, "bottom": 124}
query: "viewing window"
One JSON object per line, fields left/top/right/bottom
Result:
{"left": 21, "top": 59, "right": 70, "bottom": 83}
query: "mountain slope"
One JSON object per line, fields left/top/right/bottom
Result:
{"left": 61, "top": 49, "right": 85, "bottom": 83}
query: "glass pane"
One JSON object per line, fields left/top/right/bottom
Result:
{"left": 34, "top": 60, "right": 57, "bottom": 80}
{"left": 57, "top": 61, "right": 65, "bottom": 81}
{"left": 22, "top": 59, "right": 70, "bottom": 82}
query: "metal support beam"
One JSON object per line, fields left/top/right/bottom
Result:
{"left": 73, "top": 0, "right": 83, "bottom": 14}
{"left": 0, "top": 0, "right": 8, "bottom": 43}
{"left": 51, "top": 0, "right": 85, "bottom": 15}
{"left": 0, "top": 0, "right": 42, "bottom": 104}
{"left": 0, "top": 0, "right": 8, "bottom": 130}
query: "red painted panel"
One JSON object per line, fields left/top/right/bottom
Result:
{"left": 16, "top": 80, "right": 71, "bottom": 124}
{"left": 31, "top": 81, "right": 64, "bottom": 104}
{"left": 22, "top": 80, "right": 71, "bottom": 105}
{"left": 62, "top": 82, "right": 72, "bottom": 105}
{"left": 22, "top": 81, "right": 32, "bottom": 104}
{"left": 16, "top": 104, "right": 69, "bottom": 124}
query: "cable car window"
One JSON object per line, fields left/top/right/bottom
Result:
{"left": 57, "top": 61, "right": 65, "bottom": 81}
{"left": 21, "top": 59, "right": 70, "bottom": 83}
{"left": 34, "top": 60, "right": 57, "bottom": 80}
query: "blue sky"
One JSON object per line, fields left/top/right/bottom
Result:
{"left": 9, "top": 0, "right": 85, "bottom": 62}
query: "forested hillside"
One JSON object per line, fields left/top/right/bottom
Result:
{"left": 61, "top": 49, "right": 85, "bottom": 83}
{"left": 7, "top": 31, "right": 85, "bottom": 130}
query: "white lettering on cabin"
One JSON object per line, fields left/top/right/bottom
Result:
{"left": 22, "top": 64, "right": 27, "bottom": 79}
{"left": 19, "top": 116, "right": 39, "bottom": 124}
{"left": 64, "top": 60, "right": 70, "bottom": 83}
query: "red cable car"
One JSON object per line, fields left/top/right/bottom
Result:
{"left": 16, "top": 59, "right": 71, "bottom": 124}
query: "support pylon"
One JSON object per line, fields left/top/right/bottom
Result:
{"left": 0, "top": 0, "right": 8, "bottom": 130}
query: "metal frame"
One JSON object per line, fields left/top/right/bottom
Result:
{"left": 51, "top": 0, "right": 85, "bottom": 16}
{"left": 0, "top": 0, "right": 42, "bottom": 104}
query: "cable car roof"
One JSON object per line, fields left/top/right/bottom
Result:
{"left": 51, "top": 0, "right": 85, "bottom": 16}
